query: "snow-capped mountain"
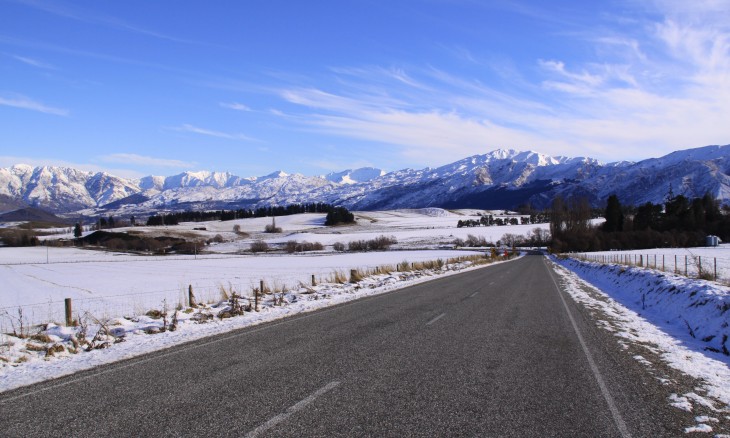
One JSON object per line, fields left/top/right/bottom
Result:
{"left": 1, "top": 145, "right": 728, "bottom": 216}
{"left": 0, "top": 165, "right": 140, "bottom": 212}
{"left": 324, "top": 167, "right": 385, "bottom": 184}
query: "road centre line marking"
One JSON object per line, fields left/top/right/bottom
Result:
{"left": 426, "top": 313, "right": 446, "bottom": 326}
{"left": 544, "top": 259, "right": 632, "bottom": 438}
{"left": 244, "top": 381, "right": 341, "bottom": 438}
{"left": 469, "top": 291, "right": 479, "bottom": 298}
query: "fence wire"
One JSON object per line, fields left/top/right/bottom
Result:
{"left": 570, "top": 251, "right": 730, "bottom": 284}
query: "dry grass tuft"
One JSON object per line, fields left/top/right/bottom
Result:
{"left": 25, "top": 342, "right": 46, "bottom": 352}
{"left": 30, "top": 333, "right": 52, "bottom": 343}
{"left": 330, "top": 270, "right": 348, "bottom": 284}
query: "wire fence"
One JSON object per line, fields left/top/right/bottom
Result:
{"left": 2, "top": 290, "right": 181, "bottom": 329}
{"left": 0, "top": 253, "right": 496, "bottom": 334}
{"left": 567, "top": 251, "right": 730, "bottom": 284}
{"left": 0, "top": 252, "right": 252, "bottom": 267}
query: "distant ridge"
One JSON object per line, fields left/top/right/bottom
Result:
{"left": 0, "top": 207, "right": 69, "bottom": 224}
{"left": 0, "top": 145, "right": 728, "bottom": 216}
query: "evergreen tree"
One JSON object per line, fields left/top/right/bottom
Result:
{"left": 74, "top": 223, "right": 82, "bottom": 238}
{"left": 633, "top": 202, "right": 662, "bottom": 230}
{"left": 325, "top": 207, "right": 355, "bottom": 226}
{"left": 602, "top": 194, "right": 624, "bottom": 232}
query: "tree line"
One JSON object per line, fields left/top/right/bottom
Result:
{"left": 550, "top": 192, "right": 730, "bottom": 253}
{"left": 146, "top": 203, "right": 350, "bottom": 226}
{"left": 457, "top": 212, "right": 550, "bottom": 228}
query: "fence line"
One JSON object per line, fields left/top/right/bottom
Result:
{"left": 568, "top": 252, "right": 727, "bottom": 283}
{"left": 0, "top": 252, "right": 254, "bottom": 267}
{"left": 0, "top": 253, "right": 495, "bottom": 331}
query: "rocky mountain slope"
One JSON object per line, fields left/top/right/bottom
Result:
{"left": 0, "top": 145, "right": 728, "bottom": 216}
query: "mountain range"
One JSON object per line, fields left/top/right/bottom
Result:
{"left": 1, "top": 145, "right": 728, "bottom": 217}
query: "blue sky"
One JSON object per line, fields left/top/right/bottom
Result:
{"left": 1, "top": 0, "right": 729, "bottom": 178}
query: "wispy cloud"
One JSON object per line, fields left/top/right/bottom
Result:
{"left": 169, "top": 124, "right": 257, "bottom": 142}
{"left": 11, "top": 0, "right": 196, "bottom": 44}
{"left": 10, "top": 54, "right": 55, "bottom": 69}
{"left": 0, "top": 94, "right": 68, "bottom": 116}
{"left": 271, "top": 1, "right": 730, "bottom": 164}
{"left": 99, "top": 153, "right": 196, "bottom": 168}
{"left": 220, "top": 102, "right": 251, "bottom": 111}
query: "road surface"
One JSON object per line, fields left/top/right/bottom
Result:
{"left": 0, "top": 253, "right": 687, "bottom": 436}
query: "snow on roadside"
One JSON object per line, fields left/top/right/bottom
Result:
{"left": 0, "top": 255, "right": 517, "bottom": 393}
{"left": 553, "top": 257, "right": 730, "bottom": 357}
{"left": 550, "top": 256, "right": 730, "bottom": 433}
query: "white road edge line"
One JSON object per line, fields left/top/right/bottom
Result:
{"left": 426, "top": 312, "right": 446, "bottom": 326}
{"left": 544, "top": 258, "right": 632, "bottom": 438}
{"left": 469, "top": 291, "right": 479, "bottom": 298}
{"left": 244, "top": 381, "right": 341, "bottom": 438}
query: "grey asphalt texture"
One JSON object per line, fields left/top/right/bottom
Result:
{"left": 0, "top": 254, "right": 688, "bottom": 437}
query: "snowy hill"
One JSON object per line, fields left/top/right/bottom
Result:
{"left": 1, "top": 145, "right": 729, "bottom": 215}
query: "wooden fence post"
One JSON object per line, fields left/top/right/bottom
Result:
{"left": 350, "top": 269, "right": 358, "bottom": 283}
{"left": 256, "top": 280, "right": 262, "bottom": 311}
{"left": 188, "top": 285, "right": 196, "bottom": 308}
{"left": 697, "top": 256, "right": 702, "bottom": 277}
{"left": 65, "top": 298, "right": 73, "bottom": 327}
{"left": 714, "top": 258, "right": 717, "bottom": 281}
{"left": 311, "top": 274, "right": 316, "bottom": 286}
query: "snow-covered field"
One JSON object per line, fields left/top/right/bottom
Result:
{"left": 574, "top": 245, "right": 730, "bottom": 282}
{"left": 0, "top": 249, "right": 479, "bottom": 325}
{"left": 1, "top": 209, "right": 546, "bottom": 326}
{"left": 38, "top": 209, "right": 548, "bottom": 253}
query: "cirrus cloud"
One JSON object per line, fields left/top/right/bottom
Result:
{"left": 168, "top": 124, "right": 258, "bottom": 142}
{"left": 99, "top": 153, "right": 196, "bottom": 168}
{"left": 0, "top": 93, "right": 69, "bottom": 116}
{"left": 272, "top": 1, "right": 730, "bottom": 165}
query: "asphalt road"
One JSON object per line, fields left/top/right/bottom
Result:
{"left": 0, "top": 254, "right": 687, "bottom": 437}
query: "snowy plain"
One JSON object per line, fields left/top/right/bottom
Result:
{"left": 42, "top": 209, "right": 546, "bottom": 252}
{"left": 0, "top": 248, "right": 478, "bottom": 324}
{"left": 0, "top": 209, "right": 545, "bottom": 324}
